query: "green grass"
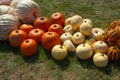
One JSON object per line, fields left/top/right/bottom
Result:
{"left": 0, "top": 0, "right": 120, "bottom": 80}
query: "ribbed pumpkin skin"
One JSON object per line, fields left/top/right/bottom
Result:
{"left": 0, "top": 0, "right": 11, "bottom": 5}
{"left": 107, "top": 29, "right": 120, "bottom": 42}
{"left": 0, "top": 5, "right": 15, "bottom": 16}
{"left": 12, "top": 0, "right": 40, "bottom": 24}
{"left": 0, "top": 14, "right": 19, "bottom": 40}
{"left": 97, "top": 33, "right": 108, "bottom": 43}
{"left": 107, "top": 46, "right": 120, "bottom": 61}
{"left": 108, "top": 20, "right": 120, "bottom": 30}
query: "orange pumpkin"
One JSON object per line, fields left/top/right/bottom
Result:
{"left": 107, "top": 46, "right": 120, "bottom": 61}
{"left": 50, "top": 12, "right": 65, "bottom": 26}
{"left": 48, "top": 24, "right": 64, "bottom": 35}
{"left": 19, "top": 24, "right": 34, "bottom": 34}
{"left": 28, "top": 28, "right": 45, "bottom": 43}
{"left": 20, "top": 39, "right": 37, "bottom": 56}
{"left": 41, "top": 32, "right": 62, "bottom": 51}
{"left": 9, "top": 30, "right": 27, "bottom": 47}
{"left": 34, "top": 17, "right": 51, "bottom": 32}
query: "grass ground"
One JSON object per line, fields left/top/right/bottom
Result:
{"left": 0, "top": 0, "right": 120, "bottom": 80}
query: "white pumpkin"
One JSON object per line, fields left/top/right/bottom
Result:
{"left": 0, "top": 5, "right": 15, "bottom": 16}
{"left": 63, "top": 25, "right": 74, "bottom": 34}
{"left": 11, "top": 0, "right": 40, "bottom": 24}
{"left": 0, "top": 14, "right": 20, "bottom": 40}
{"left": 10, "top": 0, "right": 32, "bottom": 8}
{"left": 52, "top": 45, "right": 68, "bottom": 60}
{"left": 93, "top": 53, "right": 108, "bottom": 68}
{"left": 83, "top": 19, "right": 92, "bottom": 25}
{"left": 76, "top": 43, "right": 93, "bottom": 60}
{"left": 0, "top": 0, "right": 11, "bottom": 6}
{"left": 63, "top": 40, "right": 75, "bottom": 52}
{"left": 79, "top": 22, "right": 92, "bottom": 36}
{"left": 60, "top": 32, "right": 72, "bottom": 42}
{"left": 72, "top": 32, "right": 85, "bottom": 45}
{"left": 65, "top": 15, "right": 83, "bottom": 31}
{"left": 93, "top": 41, "right": 108, "bottom": 53}
{"left": 90, "top": 28, "right": 105, "bottom": 40}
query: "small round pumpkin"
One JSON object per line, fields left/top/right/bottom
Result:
{"left": 50, "top": 12, "right": 65, "bottom": 26}
{"left": 41, "top": 32, "right": 62, "bottom": 51}
{"left": 20, "top": 39, "right": 37, "bottom": 56}
{"left": 34, "top": 17, "right": 51, "bottom": 32}
{"left": 48, "top": 24, "right": 64, "bottom": 35}
{"left": 28, "top": 28, "right": 45, "bottom": 43}
{"left": 19, "top": 24, "right": 34, "bottom": 34}
{"left": 107, "top": 46, "right": 120, "bottom": 61}
{"left": 9, "top": 30, "right": 27, "bottom": 47}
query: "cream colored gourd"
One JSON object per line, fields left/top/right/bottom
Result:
{"left": 83, "top": 19, "right": 92, "bottom": 25}
{"left": 72, "top": 32, "right": 85, "bottom": 45}
{"left": 76, "top": 43, "right": 93, "bottom": 60}
{"left": 79, "top": 22, "right": 92, "bottom": 36}
{"left": 63, "top": 40, "right": 75, "bottom": 52}
{"left": 0, "top": 5, "right": 15, "bottom": 16}
{"left": 90, "top": 28, "right": 105, "bottom": 40}
{"left": 60, "top": 32, "right": 72, "bottom": 42}
{"left": 65, "top": 15, "right": 83, "bottom": 31}
{"left": 93, "top": 53, "right": 108, "bottom": 68}
{"left": 11, "top": 0, "right": 40, "bottom": 24}
{"left": 52, "top": 45, "right": 68, "bottom": 60}
{"left": 0, "top": 0, "right": 11, "bottom": 6}
{"left": 93, "top": 41, "right": 108, "bottom": 53}
{"left": 63, "top": 25, "right": 74, "bottom": 34}
{"left": 0, "top": 14, "right": 20, "bottom": 40}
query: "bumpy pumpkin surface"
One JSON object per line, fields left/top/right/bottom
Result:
{"left": 107, "top": 46, "right": 120, "bottom": 61}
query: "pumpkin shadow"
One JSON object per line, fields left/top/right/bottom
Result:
{"left": 22, "top": 51, "right": 39, "bottom": 64}
{"left": 44, "top": 49, "right": 53, "bottom": 59}
{"left": 0, "top": 41, "right": 21, "bottom": 55}
{"left": 53, "top": 55, "right": 70, "bottom": 70}
{"left": 77, "top": 57, "right": 95, "bottom": 69}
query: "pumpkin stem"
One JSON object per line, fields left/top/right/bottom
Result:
{"left": 16, "top": 29, "right": 19, "bottom": 33}
{"left": 26, "top": 39, "right": 29, "bottom": 43}
{"left": 100, "top": 41, "right": 103, "bottom": 44}
{"left": 53, "top": 24, "right": 57, "bottom": 27}
{"left": 35, "top": 29, "right": 38, "bottom": 33}
{"left": 40, "top": 17, "right": 44, "bottom": 20}
{"left": 83, "top": 43, "right": 85, "bottom": 47}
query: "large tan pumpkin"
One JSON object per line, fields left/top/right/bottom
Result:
{"left": 0, "top": 5, "right": 15, "bottom": 16}
{"left": 0, "top": 14, "right": 20, "bottom": 40}
{"left": 11, "top": 0, "right": 40, "bottom": 24}
{"left": 0, "top": 0, "right": 11, "bottom": 6}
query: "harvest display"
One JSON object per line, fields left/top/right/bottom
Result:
{"left": 0, "top": 0, "right": 120, "bottom": 68}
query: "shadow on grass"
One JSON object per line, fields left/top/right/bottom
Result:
{"left": 22, "top": 51, "right": 39, "bottom": 64}
{"left": 0, "top": 41, "right": 21, "bottom": 55}
{"left": 77, "top": 57, "right": 95, "bottom": 69}
{"left": 53, "top": 55, "right": 70, "bottom": 70}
